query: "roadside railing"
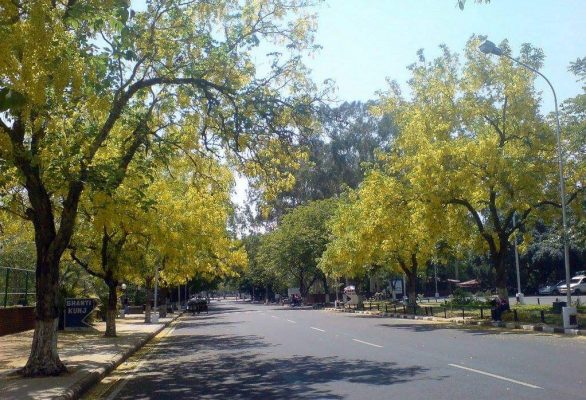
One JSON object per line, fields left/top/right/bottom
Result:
{"left": 0, "top": 266, "right": 36, "bottom": 308}
{"left": 351, "top": 300, "right": 586, "bottom": 328}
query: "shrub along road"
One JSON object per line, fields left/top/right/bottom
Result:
{"left": 92, "top": 301, "right": 586, "bottom": 400}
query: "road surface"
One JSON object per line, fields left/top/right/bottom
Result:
{"left": 94, "top": 301, "right": 586, "bottom": 400}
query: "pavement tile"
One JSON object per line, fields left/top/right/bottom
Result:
{"left": 0, "top": 313, "right": 179, "bottom": 400}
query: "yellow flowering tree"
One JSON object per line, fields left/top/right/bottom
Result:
{"left": 375, "top": 37, "right": 584, "bottom": 299}
{"left": 0, "top": 0, "right": 320, "bottom": 375}
{"left": 70, "top": 153, "right": 245, "bottom": 332}
{"left": 320, "top": 164, "right": 466, "bottom": 305}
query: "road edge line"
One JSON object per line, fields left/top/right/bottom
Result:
{"left": 59, "top": 312, "right": 184, "bottom": 400}
{"left": 448, "top": 363, "right": 542, "bottom": 389}
{"left": 352, "top": 338, "right": 383, "bottom": 348}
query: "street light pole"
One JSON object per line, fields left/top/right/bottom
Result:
{"left": 479, "top": 40, "right": 572, "bottom": 308}
{"left": 121, "top": 283, "right": 127, "bottom": 318}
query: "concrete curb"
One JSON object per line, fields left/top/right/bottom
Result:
{"left": 56, "top": 312, "right": 184, "bottom": 400}
{"left": 323, "top": 307, "right": 585, "bottom": 337}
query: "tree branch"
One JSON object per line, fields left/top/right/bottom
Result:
{"left": 69, "top": 247, "right": 105, "bottom": 280}
{"left": 483, "top": 115, "right": 506, "bottom": 147}
{"left": 448, "top": 197, "right": 496, "bottom": 249}
{"left": 488, "top": 187, "right": 502, "bottom": 234}
{"left": 87, "top": 76, "right": 233, "bottom": 168}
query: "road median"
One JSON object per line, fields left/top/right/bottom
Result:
{"left": 323, "top": 307, "right": 586, "bottom": 337}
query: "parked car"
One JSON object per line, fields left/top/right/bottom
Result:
{"left": 187, "top": 297, "right": 208, "bottom": 314}
{"left": 558, "top": 276, "right": 586, "bottom": 295}
{"left": 538, "top": 280, "right": 564, "bottom": 295}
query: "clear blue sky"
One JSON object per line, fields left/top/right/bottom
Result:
{"left": 130, "top": 1, "right": 586, "bottom": 207}
{"left": 308, "top": 0, "right": 586, "bottom": 110}
{"left": 131, "top": 1, "right": 586, "bottom": 109}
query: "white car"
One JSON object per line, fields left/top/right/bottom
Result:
{"left": 558, "top": 275, "right": 586, "bottom": 295}
{"left": 538, "top": 280, "right": 564, "bottom": 295}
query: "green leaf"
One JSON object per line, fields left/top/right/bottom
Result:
{"left": 0, "top": 88, "right": 27, "bottom": 112}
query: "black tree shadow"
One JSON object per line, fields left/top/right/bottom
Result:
{"left": 115, "top": 332, "right": 433, "bottom": 400}
{"left": 377, "top": 322, "right": 535, "bottom": 336}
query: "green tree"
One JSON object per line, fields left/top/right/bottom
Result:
{"left": 239, "top": 233, "right": 286, "bottom": 300}
{"left": 257, "top": 199, "right": 337, "bottom": 300}
{"left": 257, "top": 101, "right": 395, "bottom": 222}
{"left": 561, "top": 57, "right": 586, "bottom": 249}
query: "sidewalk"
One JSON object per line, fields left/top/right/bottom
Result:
{"left": 0, "top": 313, "right": 181, "bottom": 400}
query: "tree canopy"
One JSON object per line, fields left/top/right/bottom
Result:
{"left": 0, "top": 0, "right": 322, "bottom": 376}
{"left": 373, "top": 37, "right": 584, "bottom": 298}
{"left": 256, "top": 198, "right": 337, "bottom": 298}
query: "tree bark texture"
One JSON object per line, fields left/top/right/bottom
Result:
{"left": 16, "top": 163, "right": 82, "bottom": 376}
{"left": 144, "top": 277, "right": 153, "bottom": 324}
{"left": 159, "top": 287, "right": 168, "bottom": 318}
{"left": 400, "top": 255, "right": 418, "bottom": 306}
{"left": 20, "top": 245, "right": 67, "bottom": 376}
{"left": 105, "top": 281, "right": 118, "bottom": 337}
{"left": 21, "top": 318, "right": 65, "bottom": 377}
{"left": 492, "top": 243, "right": 509, "bottom": 301}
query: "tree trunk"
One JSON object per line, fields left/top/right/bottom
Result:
{"left": 159, "top": 287, "right": 168, "bottom": 318}
{"left": 401, "top": 254, "right": 418, "bottom": 306}
{"left": 299, "top": 271, "right": 308, "bottom": 301}
{"left": 391, "top": 279, "right": 397, "bottom": 300}
{"left": 492, "top": 247, "right": 509, "bottom": 301}
{"left": 105, "top": 281, "right": 118, "bottom": 337}
{"left": 406, "top": 271, "right": 417, "bottom": 306}
{"left": 11, "top": 114, "right": 85, "bottom": 377}
{"left": 144, "top": 277, "right": 153, "bottom": 324}
{"left": 20, "top": 256, "right": 66, "bottom": 377}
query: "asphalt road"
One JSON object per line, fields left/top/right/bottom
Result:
{"left": 105, "top": 301, "right": 586, "bottom": 400}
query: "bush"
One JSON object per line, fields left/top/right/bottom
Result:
{"left": 451, "top": 288, "right": 473, "bottom": 305}
{"left": 479, "top": 290, "right": 494, "bottom": 304}
{"left": 501, "top": 311, "right": 514, "bottom": 322}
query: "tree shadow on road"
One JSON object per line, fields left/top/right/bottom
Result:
{"left": 201, "top": 306, "right": 247, "bottom": 315}
{"left": 377, "top": 322, "right": 537, "bottom": 336}
{"left": 116, "top": 332, "right": 433, "bottom": 400}
{"left": 152, "top": 333, "right": 273, "bottom": 354}
{"left": 174, "top": 318, "right": 240, "bottom": 331}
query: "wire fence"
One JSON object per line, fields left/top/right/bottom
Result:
{"left": 0, "top": 266, "right": 36, "bottom": 308}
